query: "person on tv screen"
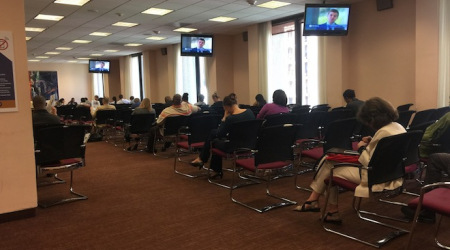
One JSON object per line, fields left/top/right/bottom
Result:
{"left": 94, "top": 61, "right": 108, "bottom": 72}
{"left": 190, "top": 38, "right": 211, "bottom": 53}
{"left": 317, "top": 9, "right": 345, "bottom": 30}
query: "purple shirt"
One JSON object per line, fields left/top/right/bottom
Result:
{"left": 256, "top": 103, "right": 289, "bottom": 119}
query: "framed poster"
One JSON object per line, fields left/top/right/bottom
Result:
{"left": 0, "top": 31, "right": 18, "bottom": 112}
{"left": 29, "top": 71, "right": 59, "bottom": 101}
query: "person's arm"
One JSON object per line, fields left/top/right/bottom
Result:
{"left": 256, "top": 104, "right": 269, "bottom": 119}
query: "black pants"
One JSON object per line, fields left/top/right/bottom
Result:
{"left": 424, "top": 153, "right": 450, "bottom": 184}
{"left": 199, "top": 129, "right": 232, "bottom": 173}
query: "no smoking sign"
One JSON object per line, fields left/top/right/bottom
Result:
{"left": 0, "top": 39, "right": 8, "bottom": 50}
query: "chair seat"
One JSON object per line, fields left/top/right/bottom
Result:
{"left": 236, "top": 158, "right": 290, "bottom": 171}
{"left": 405, "top": 164, "right": 418, "bottom": 174}
{"left": 179, "top": 134, "right": 188, "bottom": 141}
{"left": 177, "top": 141, "right": 204, "bottom": 149}
{"left": 324, "top": 177, "right": 358, "bottom": 191}
{"left": 38, "top": 158, "right": 83, "bottom": 174}
{"left": 408, "top": 188, "right": 450, "bottom": 217}
{"left": 211, "top": 148, "right": 252, "bottom": 158}
{"left": 301, "top": 147, "right": 323, "bottom": 160}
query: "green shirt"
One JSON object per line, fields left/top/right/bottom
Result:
{"left": 420, "top": 112, "right": 450, "bottom": 157}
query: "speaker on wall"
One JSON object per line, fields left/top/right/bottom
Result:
{"left": 242, "top": 31, "right": 248, "bottom": 42}
{"left": 376, "top": 0, "right": 393, "bottom": 11}
{"left": 161, "top": 48, "right": 167, "bottom": 55}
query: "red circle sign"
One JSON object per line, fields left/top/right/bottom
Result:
{"left": 0, "top": 39, "right": 8, "bottom": 50}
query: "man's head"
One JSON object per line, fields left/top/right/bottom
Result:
{"left": 173, "top": 94, "right": 182, "bottom": 105}
{"left": 165, "top": 96, "right": 172, "bottom": 103}
{"left": 182, "top": 93, "right": 189, "bottom": 102}
{"left": 118, "top": 94, "right": 123, "bottom": 99}
{"left": 33, "top": 96, "right": 46, "bottom": 109}
{"left": 102, "top": 97, "right": 110, "bottom": 105}
{"left": 94, "top": 95, "right": 99, "bottom": 100}
{"left": 198, "top": 94, "right": 205, "bottom": 102}
{"left": 212, "top": 92, "right": 220, "bottom": 102}
{"left": 327, "top": 9, "right": 339, "bottom": 25}
{"left": 343, "top": 89, "right": 356, "bottom": 104}
{"left": 197, "top": 38, "right": 205, "bottom": 48}
{"left": 99, "top": 62, "right": 105, "bottom": 68}
{"left": 130, "top": 96, "right": 134, "bottom": 101}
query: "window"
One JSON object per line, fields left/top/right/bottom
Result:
{"left": 176, "top": 55, "right": 197, "bottom": 103}
{"left": 130, "top": 54, "right": 144, "bottom": 99}
{"left": 198, "top": 57, "right": 208, "bottom": 105}
{"left": 300, "top": 26, "right": 319, "bottom": 106}
{"left": 92, "top": 73, "right": 104, "bottom": 97}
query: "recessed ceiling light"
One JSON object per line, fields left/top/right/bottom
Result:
{"left": 54, "top": 0, "right": 90, "bottom": 6}
{"left": 72, "top": 40, "right": 92, "bottom": 43}
{"left": 124, "top": 43, "right": 142, "bottom": 47}
{"left": 173, "top": 28, "right": 197, "bottom": 33}
{"left": 146, "top": 36, "right": 166, "bottom": 40}
{"left": 28, "top": 59, "right": 40, "bottom": 62}
{"left": 56, "top": 47, "right": 72, "bottom": 50}
{"left": 26, "top": 37, "right": 32, "bottom": 41}
{"left": 36, "top": 56, "right": 49, "bottom": 59}
{"left": 90, "top": 54, "right": 103, "bottom": 56}
{"left": 45, "top": 52, "right": 60, "bottom": 55}
{"left": 77, "top": 57, "right": 91, "bottom": 60}
{"left": 257, "top": 1, "right": 291, "bottom": 9}
{"left": 142, "top": 8, "right": 173, "bottom": 16}
{"left": 112, "top": 22, "right": 139, "bottom": 27}
{"left": 90, "top": 32, "right": 111, "bottom": 36}
{"left": 67, "top": 60, "right": 78, "bottom": 63}
{"left": 104, "top": 50, "right": 119, "bottom": 52}
{"left": 209, "top": 17, "right": 237, "bottom": 22}
{"left": 25, "top": 27, "right": 45, "bottom": 32}
{"left": 35, "top": 14, "right": 64, "bottom": 21}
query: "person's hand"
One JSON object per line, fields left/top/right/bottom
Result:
{"left": 361, "top": 136, "right": 372, "bottom": 144}
{"left": 51, "top": 106, "right": 57, "bottom": 115}
{"left": 357, "top": 141, "right": 367, "bottom": 148}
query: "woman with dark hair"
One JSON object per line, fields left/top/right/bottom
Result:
{"left": 294, "top": 97, "right": 405, "bottom": 224}
{"left": 110, "top": 96, "right": 117, "bottom": 105}
{"left": 256, "top": 89, "right": 289, "bottom": 119}
{"left": 253, "top": 94, "right": 267, "bottom": 107}
{"left": 190, "top": 94, "right": 255, "bottom": 178}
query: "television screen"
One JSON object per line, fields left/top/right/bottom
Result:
{"left": 303, "top": 4, "right": 351, "bottom": 36}
{"left": 89, "top": 60, "right": 111, "bottom": 73}
{"left": 180, "top": 34, "right": 213, "bottom": 57}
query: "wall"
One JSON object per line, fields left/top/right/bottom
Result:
{"left": 213, "top": 35, "right": 234, "bottom": 101}
{"left": 233, "top": 33, "right": 250, "bottom": 105}
{"left": 0, "top": 0, "right": 37, "bottom": 214}
{"left": 107, "top": 60, "right": 121, "bottom": 98}
{"left": 28, "top": 62, "right": 91, "bottom": 102}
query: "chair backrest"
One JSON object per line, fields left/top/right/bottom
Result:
{"left": 114, "top": 104, "right": 132, "bottom": 110}
{"left": 163, "top": 115, "right": 190, "bottom": 136}
{"left": 408, "top": 121, "right": 435, "bottom": 132}
{"left": 129, "top": 113, "right": 155, "bottom": 134}
{"left": 410, "top": 109, "right": 437, "bottom": 128}
{"left": 34, "top": 125, "right": 87, "bottom": 165}
{"left": 291, "top": 106, "right": 310, "bottom": 115}
{"left": 187, "top": 114, "right": 222, "bottom": 144}
{"left": 430, "top": 107, "right": 450, "bottom": 121}
{"left": 117, "top": 109, "right": 133, "bottom": 125}
{"left": 73, "top": 106, "right": 92, "bottom": 121}
{"left": 321, "top": 109, "right": 355, "bottom": 135}
{"left": 396, "top": 110, "right": 416, "bottom": 128}
{"left": 56, "top": 106, "right": 74, "bottom": 119}
{"left": 404, "top": 130, "right": 424, "bottom": 166}
{"left": 323, "top": 118, "right": 357, "bottom": 152}
{"left": 311, "top": 105, "right": 330, "bottom": 112}
{"left": 226, "top": 119, "right": 265, "bottom": 151}
{"left": 366, "top": 132, "right": 413, "bottom": 186}
{"left": 254, "top": 124, "right": 299, "bottom": 165}
{"left": 263, "top": 113, "right": 298, "bottom": 127}
{"left": 95, "top": 109, "right": 116, "bottom": 125}
{"left": 397, "top": 103, "right": 414, "bottom": 112}
{"left": 296, "top": 111, "right": 326, "bottom": 139}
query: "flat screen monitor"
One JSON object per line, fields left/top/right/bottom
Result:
{"left": 180, "top": 34, "right": 213, "bottom": 57}
{"left": 89, "top": 60, "right": 111, "bottom": 73}
{"left": 303, "top": 4, "right": 351, "bottom": 36}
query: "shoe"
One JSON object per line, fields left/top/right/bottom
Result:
{"left": 322, "top": 211, "right": 342, "bottom": 225}
{"left": 209, "top": 172, "right": 223, "bottom": 179}
{"left": 132, "top": 144, "right": 138, "bottom": 150}
{"left": 293, "top": 200, "right": 320, "bottom": 212}
{"left": 401, "top": 206, "right": 436, "bottom": 223}
{"left": 189, "top": 161, "right": 204, "bottom": 169}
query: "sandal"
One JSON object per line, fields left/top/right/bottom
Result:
{"left": 293, "top": 200, "right": 320, "bottom": 212}
{"left": 322, "top": 211, "right": 342, "bottom": 225}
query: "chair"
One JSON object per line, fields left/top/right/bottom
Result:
{"left": 405, "top": 182, "right": 450, "bottom": 249}
{"left": 321, "top": 132, "right": 413, "bottom": 248}
{"left": 72, "top": 106, "right": 93, "bottom": 124}
{"left": 113, "top": 109, "right": 133, "bottom": 146}
{"left": 230, "top": 124, "right": 299, "bottom": 213}
{"left": 174, "top": 114, "right": 222, "bottom": 178}
{"left": 397, "top": 110, "right": 416, "bottom": 128}
{"left": 295, "top": 111, "right": 326, "bottom": 140}
{"left": 311, "top": 104, "right": 330, "bottom": 113}
{"left": 430, "top": 106, "right": 450, "bottom": 121}
{"left": 320, "top": 109, "right": 355, "bottom": 135}
{"left": 408, "top": 121, "right": 435, "bottom": 132}
{"left": 291, "top": 105, "right": 310, "bottom": 115}
{"left": 123, "top": 113, "right": 155, "bottom": 152}
{"left": 397, "top": 103, "right": 414, "bottom": 112}
{"left": 262, "top": 113, "right": 298, "bottom": 127}
{"left": 409, "top": 109, "right": 437, "bottom": 128}
{"left": 94, "top": 109, "right": 116, "bottom": 141}
{"left": 56, "top": 106, "right": 75, "bottom": 122}
{"left": 208, "top": 119, "right": 265, "bottom": 188}
{"left": 153, "top": 115, "right": 190, "bottom": 157}
{"left": 34, "top": 125, "right": 88, "bottom": 208}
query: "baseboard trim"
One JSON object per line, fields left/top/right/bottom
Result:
{"left": 0, "top": 208, "right": 36, "bottom": 223}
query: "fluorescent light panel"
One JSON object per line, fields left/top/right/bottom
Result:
{"left": 28, "top": 59, "right": 40, "bottom": 62}
{"left": 26, "top": 37, "right": 32, "bottom": 41}
{"left": 25, "top": 27, "right": 45, "bottom": 32}
{"left": 67, "top": 60, "right": 78, "bottom": 63}
{"left": 36, "top": 56, "right": 49, "bottom": 59}
{"left": 146, "top": 36, "right": 166, "bottom": 40}
{"left": 90, "top": 32, "right": 111, "bottom": 36}
{"left": 56, "top": 47, "right": 72, "bottom": 50}
{"left": 77, "top": 57, "right": 91, "bottom": 60}
{"left": 90, "top": 54, "right": 103, "bottom": 56}
{"left": 173, "top": 27, "right": 197, "bottom": 33}
{"left": 72, "top": 40, "right": 91, "bottom": 43}
{"left": 35, "top": 14, "right": 64, "bottom": 21}
{"left": 257, "top": 1, "right": 291, "bottom": 9}
{"left": 45, "top": 52, "right": 60, "bottom": 55}
{"left": 124, "top": 43, "right": 142, "bottom": 46}
{"left": 54, "top": 0, "right": 90, "bottom": 6}
{"left": 209, "top": 16, "right": 237, "bottom": 22}
{"left": 104, "top": 50, "right": 119, "bottom": 52}
{"left": 142, "top": 8, "right": 173, "bottom": 16}
{"left": 112, "top": 22, "right": 138, "bottom": 27}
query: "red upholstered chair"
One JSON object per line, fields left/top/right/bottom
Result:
{"left": 174, "top": 114, "right": 222, "bottom": 178}
{"left": 321, "top": 132, "right": 413, "bottom": 248}
{"left": 405, "top": 182, "right": 450, "bottom": 249}
{"left": 123, "top": 113, "right": 155, "bottom": 152}
{"left": 153, "top": 115, "right": 190, "bottom": 158}
{"left": 230, "top": 124, "right": 299, "bottom": 212}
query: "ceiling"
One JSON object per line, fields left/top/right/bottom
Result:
{"left": 25, "top": 0, "right": 364, "bottom": 63}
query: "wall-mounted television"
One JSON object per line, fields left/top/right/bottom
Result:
{"left": 89, "top": 60, "right": 111, "bottom": 73}
{"left": 180, "top": 34, "right": 213, "bottom": 57}
{"left": 303, "top": 4, "right": 351, "bottom": 36}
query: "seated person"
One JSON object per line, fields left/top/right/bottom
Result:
{"left": 316, "top": 9, "right": 345, "bottom": 30}
{"left": 419, "top": 112, "right": 450, "bottom": 158}
{"left": 67, "top": 97, "right": 77, "bottom": 106}
{"left": 343, "top": 89, "right": 364, "bottom": 116}
{"left": 210, "top": 92, "right": 223, "bottom": 108}
{"left": 126, "top": 98, "right": 155, "bottom": 151}
{"left": 256, "top": 89, "right": 289, "bottom": 119}
{"left": 55, "top": 98, "right": 65, "bottom": 107}
{"left": 91, "top": 95, "right": 101, "bottom": 110}
{"left": 32, "top": 95, "right": 61, "bottom": 126}
{"left": 91, "top": 97, "right": 116, "bottom": 119}
{"left": 145, "top": 94, "right": 194, "bottom": 153}
{"left": 117, "top": 94, "right": 130, "bottom": 104}
{"left": 294, "top": 97, "right": 405, "bottom": 225}
{"left": 190, "top": 94, "right": 255, "bottom": 178}
{"left": 252, "top": 94, "right": 267, "bottom": 107}
{"left": 194, "top": 94, "right": 207, "bottom": 106}
{"left": 164, "top": 96, "right": 173, "bottom": 107}
{"left": 131, "top": 98, "right": 141, "bottom": 109}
